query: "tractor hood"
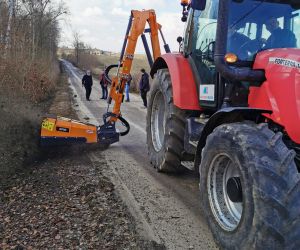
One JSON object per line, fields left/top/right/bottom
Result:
{"left": 249, "top": 48, "right": 300, "bottom": 144}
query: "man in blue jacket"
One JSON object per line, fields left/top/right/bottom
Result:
{"left": 139, "top": 69, "right": 150, "bottom": 108}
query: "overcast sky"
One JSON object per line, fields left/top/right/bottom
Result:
{"left": 58, "top": 0, "right": 185, "bottom": 53}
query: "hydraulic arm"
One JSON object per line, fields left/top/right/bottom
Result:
{"left": 107, "top": 9, "right": 169, "bottom": 117}
{"left": 40, "top": 9, "right": 170, "bottom": 146}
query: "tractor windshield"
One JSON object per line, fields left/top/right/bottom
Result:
{"left": 228, "top": 0, "right": 300, "bottom": 61}
{"left": 186, "top": 0, "right": 300, "bottom": 89}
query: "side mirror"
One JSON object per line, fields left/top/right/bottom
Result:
{"left": 190, "top": 0, "right": 206, "bottom": 10}
{"left": 181, "top": 15, "right": 188, "bottom": 22}
{"left": 180, "top": 3, "right": 189, "bottom": 22}
{"left": 177, "top": 36, "right": 183, "bottom": 44}
{"left": 177, "top": 36, "right": 184, "bottom": 52}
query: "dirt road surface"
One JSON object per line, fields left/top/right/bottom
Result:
{"left": 64, "top": 60, "right": 218, "bottom": 250}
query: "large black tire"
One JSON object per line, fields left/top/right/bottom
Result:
{"left": 146, "top": 69, "right": 187, "bottom": 173}
{"left": 199, "top": 122, "right": 300, "bottom": 250}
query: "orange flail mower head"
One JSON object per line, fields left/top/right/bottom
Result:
{"left": 40, "top": 116, "right": 98, "bottom": 146}
{"left": 40, "top": 113, "right": 130, "bottom": 147}
{"left": 40, "top": 8, "right": 164, "bottom": 147}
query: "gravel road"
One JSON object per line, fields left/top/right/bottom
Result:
{"left": 0, "top": 69, "right": 164, "bottom": 249}
{"left": 64, "top": 60, "right": 218, "bottom": 250}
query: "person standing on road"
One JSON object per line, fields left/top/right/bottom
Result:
{"left": 139, "top": 69, "right": 150, "bottom": 108}
{"left": 125, "top": 74, "right": 132, "bottom": 102}
{"left": 82, "top": 70, "right": 93, "bottom": 101}
{"left": 100, "top": 70, "right": 108, "bottom": 100}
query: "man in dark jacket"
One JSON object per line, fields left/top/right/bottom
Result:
{"left": 139, "top": 69, "right": 150, "bottom": 108}
{"left": 82, "top": 70, "right": 93, "bottom": 101}
{"left": 264, "top": 18, "right": 296, "bottom": 49}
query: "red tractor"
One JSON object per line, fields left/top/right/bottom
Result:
{"left": 147, "top": 0, "right": 300, "bottom": 249}
{"left": 41, "top": 0, "right": 300, "bottom": 248}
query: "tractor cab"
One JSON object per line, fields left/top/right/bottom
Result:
{"left": 183, "top": 0, "right": 300, "bottom": 110}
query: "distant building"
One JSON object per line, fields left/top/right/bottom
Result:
{"left": 57, "top": 47, "right": 127, "bottom": 57}
{"left": 89, "top": 49, "right": 102, "bottom": 55}
{"left": 57, "top": 47, "right": 74, "bottom": 56}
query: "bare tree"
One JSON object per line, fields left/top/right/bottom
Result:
{"left": 7, "top": 0, "right": 66, "bottom": 59}
{"left": 0, "top": 0, "right": 68, "bottom": 60}
{"left": 73, "top": 31, "right": 86, "bottom": 65}
{"left": 73, "top": 31, "right": 80, "bottom": 65}
{"left": 4, "top": 0, "right": 14, "bottom": 53}
{"left": 0, "top": 0, "right": 68, "bottom": 101}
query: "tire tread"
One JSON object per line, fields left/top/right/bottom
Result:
{"left": 146, "top": 69, "right": 189, "bottom": 173}
{"left": 199, "top": 122, "right": 300, "bottom": 249}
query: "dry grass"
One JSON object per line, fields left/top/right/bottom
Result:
{"left": 0, "top": 56, "right": 61, "bottom": 180}
{"left": 0, "top": 57, "right": 59, "bottom": 103}
{"left": 64, "top": 53, "right": 151, "bottom": 92}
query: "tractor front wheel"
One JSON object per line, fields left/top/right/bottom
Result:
{"left": 199, "top": 122, "right": 300, "bottom": 249}
{"left": 147, "top": 69, "right": 187, "bottom": 173}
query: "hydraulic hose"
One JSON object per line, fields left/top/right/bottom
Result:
{"left": 102, "top": 112, "right": 130, "bottom": 136}
{"left": 104, "top": 64, "right": 118, "bottom": 84}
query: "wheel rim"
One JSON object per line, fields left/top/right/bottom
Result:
{"left": 207, "top": 153, "right": 243, "bottom": 232}
{"left": 151, "top": 90, "right": 166, "bottom": 152}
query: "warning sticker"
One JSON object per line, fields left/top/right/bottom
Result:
{"left": 42, "top": 120, "right": 55, "bottom": 131}
{"left": 269, "top": 57, "right": 300, "bottom": 69}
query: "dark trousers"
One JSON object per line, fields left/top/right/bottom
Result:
{"left": 85, "top": 86, "right": 92, "bottom": 100}
{"left": 141, "top": 90, "right": 147, "bottom": 107}
{"left": 101, "top": 85, "right": 108, "bottom": 99}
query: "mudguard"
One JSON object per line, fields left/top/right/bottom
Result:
{"left": 194, "top": 107, "right": 272, "bottom": 169}
{"left": 151, "top": 53, "right": 201, "bottom": 111}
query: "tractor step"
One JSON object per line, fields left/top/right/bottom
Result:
{"left": 184, "top": 117, "right": 205, "bottom": 155}
{"left": 181, "top": 161, "right": 195, "bottom": 171}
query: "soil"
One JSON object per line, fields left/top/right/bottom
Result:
{"left": 0, "top": 65, "right": 165, "bottom": 249}
{"left": 0, "top": 89, "right": 48, "bottom": 184}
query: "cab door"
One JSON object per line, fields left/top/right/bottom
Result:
{"left": 184, "top": 0, "right": 220, "bottom": 109}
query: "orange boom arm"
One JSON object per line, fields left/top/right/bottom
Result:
{"left": 40, "top": 9, "right": 169, "bottom": 147}
{"left": 108, "top": 9, "right": 166, "bottom": 118}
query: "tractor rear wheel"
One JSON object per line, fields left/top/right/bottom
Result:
{"left": 147, "top": 69, "right": 187, "bottom": 173}
{"left": 199, "top": 122, "right": 300, "bottom": 250}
